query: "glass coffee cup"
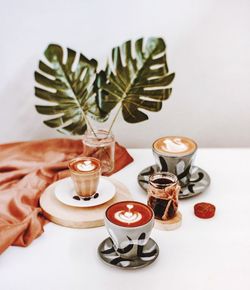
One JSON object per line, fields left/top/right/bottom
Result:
{"left": 147, "top": 172, "right": 180, "bottom": 221}
{"left": 68, "top": 157, "right": 101, "bottom": 197}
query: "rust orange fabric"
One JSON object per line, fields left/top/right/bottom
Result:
{"left": 0, "top": 138, "right": 133, "bottom": 254}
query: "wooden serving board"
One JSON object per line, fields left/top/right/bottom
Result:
{"left": 40, "top": 177, "right": 132, "bottom": 229}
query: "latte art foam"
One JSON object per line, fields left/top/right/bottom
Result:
{"left": 106, "top": 201, "right": 153, "bottom": 227}
{"left": 76, "top": 160, "right": 96, "bottom": 172}
{"left": 163, "top": 138, "right": 188, "bottom": 153}
{"left": 69, "top": 157, "right": 100, "bottom": 174}
{"left": 114, "top": 205, "right": 142, "bottom": 225}
{"left": 153, "top": 136, "right": 197, "bottom": 156}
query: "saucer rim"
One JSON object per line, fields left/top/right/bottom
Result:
{"left": 97, "top": 237, "right": 159, "bottom": 270}
{"left": 137, "top": 164, "right": 210, "bottom": 199}
{"left": 54, "top": 176, "right": 116, "bottom": 208}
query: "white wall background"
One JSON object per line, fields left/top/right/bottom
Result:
{"left": 0, "top": 0, "right": 250, "bottom": 148}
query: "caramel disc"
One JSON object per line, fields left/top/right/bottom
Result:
{"left": 194, "top": 202, "right": 216, "bottom": 219}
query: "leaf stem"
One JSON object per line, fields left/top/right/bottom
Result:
{"left": 108, "top": 104, "right": 122, "bottom": 134}
{"left": 84, "top": 114, "right": 98, "bottom": 138}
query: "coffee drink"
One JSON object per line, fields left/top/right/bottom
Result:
{"left": 147, "top": 172, "right": 180, "bottom": 220}
{"left": 106, "top": 201, "right": 153, "bottom": 227}
{"left": 68, "top": 157, "right": 101, "bottom": 197}
{"left": 152, "top": 136, "right": 197, "bottom": 186}
{"left": 105, "top": 201, "right": 154, "bottom": 260}
{"left": 153, "top": 136, "right": 197, "bottom": 156}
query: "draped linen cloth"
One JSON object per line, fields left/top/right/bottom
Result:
{"left": 0, "top": 139, "right": 133, "bottom": 254}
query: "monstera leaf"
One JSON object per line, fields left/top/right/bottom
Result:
{"left": 35, "top": 44, "right": 106, "bottom": 135}
{"left": 97, "top": 37, "right": 175, "bottom": 123}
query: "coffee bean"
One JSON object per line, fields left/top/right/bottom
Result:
{"left": 94, "top": 193, "right": 99, "bottom": 199}
{"left": 83, "top": 197, "right": 91, "bottom": 201}
{"left": 73, "top": 196, "right": 80, "bottom": 201}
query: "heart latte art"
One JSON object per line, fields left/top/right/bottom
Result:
{"left": 153, "top": 136, "right": 197, "bottom": 156}
{"left": 114, "top": 204, "right": 142, "bottom": 224}
{"left": 69, "top": 157, "right": 100, "bottom": 173}
{"left": 76, "top": 160, "right": 96, "bottom": 172}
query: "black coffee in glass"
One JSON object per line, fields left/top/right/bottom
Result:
{"left": 147, "top": 172, "right": 180, "bottom": 221}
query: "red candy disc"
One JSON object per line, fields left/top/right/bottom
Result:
{"left": 194, "top": 202, "right": 216, "bottom": 219}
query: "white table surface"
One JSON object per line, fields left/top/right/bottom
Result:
{"left": 1, "top": 148, "right": 250, "bottom": 290}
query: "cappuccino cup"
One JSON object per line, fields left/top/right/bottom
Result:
{"left": 104, "top": 201, "right": 154, "bottom": 260}
{"left": 68, "top": 157, "right": 101, "bottom": 197}
{"left": 152, "top": 136, "right": 197, "bottom": 186}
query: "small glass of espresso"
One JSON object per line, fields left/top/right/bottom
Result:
{"left": 147, "top": 172, "right": 180, "bottom": 221}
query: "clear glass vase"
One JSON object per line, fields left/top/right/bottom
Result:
{"left": 82, "top": 130, "right": 115, "bottom": 175}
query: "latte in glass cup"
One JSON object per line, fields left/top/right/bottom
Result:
{"left": 68, "top": 157, "right": 101, "bottom": 197}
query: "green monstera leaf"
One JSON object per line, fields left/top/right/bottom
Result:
{"left": 35, "top": 44, "right": 106, "bottom": 135}
{"left": 97, "top": 37, "right": 175, "bottom": 123}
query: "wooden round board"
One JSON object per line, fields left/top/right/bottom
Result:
{"left": 40, "top": 177, "right": 132, "bottom": 229}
